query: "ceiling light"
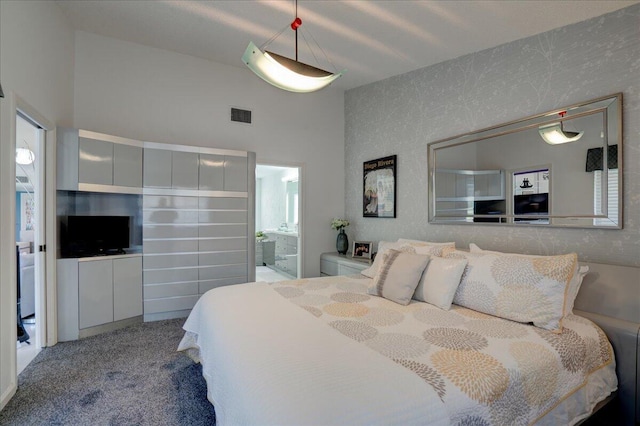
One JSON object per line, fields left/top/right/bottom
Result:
{"left": 539, "top": 111, "right": 584, "bottom": 145}
{"left": 16, "top": 148, "right": 35, "bottom": 165}
{"left": 242, "top": 0, "right": 344, "bottom": 93}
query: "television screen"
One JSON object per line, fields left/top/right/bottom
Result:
{"left": 473, "top": 199, "right": 506, "bottom": 223}
{"left": 514, "top": 194, "right": 549, "bottom": 215}
{"left": 63, "top": 215, "right": 130, "bottom": 256}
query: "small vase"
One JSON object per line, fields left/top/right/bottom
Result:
{"left": 336, "top": 228, "right": 348, "bottom": 255}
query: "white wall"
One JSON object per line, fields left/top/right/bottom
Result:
{"left": 0, "top": 0, "right": 75, "bottom": 409}
{"left": 345, "top": 5, "right": 640, "bottom": 267}
{"left": 72, "top": 31, "right": 345, "bottom": 278}
{"left": 259, "top": 169, "right": 287, "bottom": 232}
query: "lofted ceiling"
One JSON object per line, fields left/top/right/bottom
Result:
{"left": 55, "top": 0, "right": 638, "bottom": 91}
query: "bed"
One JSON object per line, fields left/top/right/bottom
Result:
{"left": 178, "top": 242, "right": 624, "bottom": 426}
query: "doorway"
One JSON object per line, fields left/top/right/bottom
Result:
{"left": 15, "top": 112, "right": 45, "bottom": 373}
{"left": 255, "top": 164, "right": 302, "bottom": 283}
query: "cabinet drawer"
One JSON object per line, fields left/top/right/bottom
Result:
{"left": 320, "top": 259, "right": 339, "bottom": 276}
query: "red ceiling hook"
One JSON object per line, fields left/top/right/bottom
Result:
{"left": 291, "top": 17, "right": 302, "bottom": 31}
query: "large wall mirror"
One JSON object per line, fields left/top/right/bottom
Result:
{"left": 428, "top": 93, "right": 622, "bottom": 228}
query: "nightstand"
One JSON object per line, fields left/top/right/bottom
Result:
{"left": 320, "top": 252, "right": 371, "bottom": 276}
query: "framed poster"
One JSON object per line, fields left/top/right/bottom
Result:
{"left": 363, "top": 155, "right": 396, "bottom": 218}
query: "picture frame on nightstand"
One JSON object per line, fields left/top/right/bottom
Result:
{"left": 352, "top": 241, "right": 372, "bottom": 259}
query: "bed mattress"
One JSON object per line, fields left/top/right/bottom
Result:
{"left": 178, "top": 275, "right": 617, "bottom": 425}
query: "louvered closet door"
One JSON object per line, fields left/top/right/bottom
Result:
{"left": 143, "top": 195, "right": 201, "bottom": 320}
{"left": 142, "top": 147, "right": 254, "bottom": 321}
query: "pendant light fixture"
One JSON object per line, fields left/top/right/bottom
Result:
{"left": 242, "top": 0, "right": 344, "bottom": 93}
{"left": 16, "top": 148, "right": 35, "bottom": 165}
{"left": 539, "top": 111, "right": 584, "bottom": 145}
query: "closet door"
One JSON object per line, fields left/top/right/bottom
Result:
{"left": 199, "top": 154, "right": 224, "bottom": 191}
{"left": 143, "top": 148, "right": 172, "bottom": 188}
{"left": 78, "top": 259, "right": 113, "bottom": 329}
{"left": 78, "top": 138, "right": 113, "bottom": 185}
{"left": 113, "top": 144, "right": 143, "bottom": 187}
{"left": 172, "top": 151, "right": 199, "bottom": 189}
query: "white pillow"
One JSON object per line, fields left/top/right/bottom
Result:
{"left": 361, "top": 240, "right": 454, "bottom": 278}
{"left": 397, "top": 239, "right": 456, "bottom": 247}
{"left": 446, "top": 249, "right": 578, "bottom": 332}
{"left": 413, "top": 257, "right": 467, "bottom": 310}
{"left": 368, "top": 250, "right": 431, "bottom": 305}
{"left": 468, "top": 243, "right": 589, "bottom": 314}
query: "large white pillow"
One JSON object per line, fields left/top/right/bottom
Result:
{"left": 445, "top": 249, "right": 578, "bottom": 332}
{"left": 361, "top": 240, "right": 455, "bottom": 278}
{"left": 469, "top": 243, "right": 589, "bottom": 315}
{"left": 368, "top": 250, "right": 430, "bottom": 305}
{"left": 413, "top": 256, "right": 467, "bottom": 310}
{"left": 397, "top": 238, "right": 456, "bottom": 247}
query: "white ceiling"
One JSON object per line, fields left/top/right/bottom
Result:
{"left": 55, "top": 0, "right": 638, "bottom": 91}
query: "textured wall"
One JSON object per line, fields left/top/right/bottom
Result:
{"left": 345, "top": 5, "right": 640, "bottom": 267}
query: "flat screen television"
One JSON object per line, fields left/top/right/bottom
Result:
{"left": 63, "top": 215, "right": 130, "bottom": 257}
{"left": 514, "top": 193, "right": 549, "bottom": 215}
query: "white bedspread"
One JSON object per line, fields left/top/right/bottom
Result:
{"left": 179, "top": 282, "right": 450, "bottom": 426}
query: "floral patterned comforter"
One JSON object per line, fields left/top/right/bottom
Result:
{"left": 271, "top": 275, "right": 617, "bottom": 426}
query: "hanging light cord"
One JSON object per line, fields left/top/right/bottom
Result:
{"left": 258, "top": 0, "right": 337, "bottom": 72}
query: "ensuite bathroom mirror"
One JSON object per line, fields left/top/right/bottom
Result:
{"left": 428, "top": 93, "right": 622, "bottom": 228}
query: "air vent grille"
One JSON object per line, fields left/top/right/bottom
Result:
{"left": 231, "top": 108, "right": 252, "bottom": 124}
{"left": 16, "top": 176, "right": 29, "bottom": 183}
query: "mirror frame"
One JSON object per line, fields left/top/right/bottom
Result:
{"left": 428, "top": 93, "right": 623, "bottom": 228}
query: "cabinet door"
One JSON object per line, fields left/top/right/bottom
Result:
{"left": 199, "top": 154, "right": 224, "bottom": 191}
{"left": 172, "top": 151, "right": 199, "bottom": 189}
{"left": 113, "top": 257, "right": 143, "bottom": 321}
{"left": 144, "top": 148, "right": 172, "bottom": 188}
{"left": 78, "top": 138, "right": 113, "bottom": 185}
{"left": 79, "top": 260, "right": 114, "bottom": 329}
{"left": 223, "top": 156, "right": 248, "bottom": 191}
{"left": 113, "top": 144, "right": 143, "bottom": 187}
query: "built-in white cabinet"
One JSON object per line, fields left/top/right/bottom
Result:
{"left": 58, "top": 128, "right": 143, "bottom": 192}
{"left": 171, "top": 151, "right": 199, "bottom": 189}
{"left": 143, "top": 148, "right": 173, "bottom": 188}
{"left": 58, "top": 127, "right": 256, "bottom": 328}
{"left": 58, "top": 255, "right": 143, "bottom": 341}
{"left": 435, "top": 169, "right": 505, "bottom": 201}
{"left": 78, "top": 258, "right": 113, "bottom": 329}
{"left": 320, "top": 252, "right": 370, "bottom": 276}
{"left": 143, "top": 148, "right": 249, "bottom": 191}
{"left": 267, "top": 232, "right": 298, "bottom": 278}
{"left": 78, "top": 137, "right": 114, "bottom": 186}
{"left": 199, "top": 154, "right": 224, "bottom": 191}
{"left": 114, "top": 144, "right": 144, "bottom": 187}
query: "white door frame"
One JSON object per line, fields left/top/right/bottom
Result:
{"left": 14, "top": 95, "right": 57, "bottom": 347}
{"left": 0, "top": 91, "right": 57, "bottom": 409}
{"left": 256, "top": 160, "right": 305, "bottom": 278}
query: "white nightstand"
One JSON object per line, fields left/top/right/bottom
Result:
{"left": 320, "top": 252, "right": 371, "bottom": 276}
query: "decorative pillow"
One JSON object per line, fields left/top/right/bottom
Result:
{"left": 468, "top": 243, "right": 589, "bottom": 314}
{"left": 368, "top": 250, "right": 430, "bottom": 305}
{"left": 397, "top": 238, "right": 456, "bottom": 247}
{"left": 413, "top": 257, "right": 467, "bottom": 310}
{"left": 445, "top": 249, "right": 578, "bottom": 332}
{"left": 361, "top": 240, "right": 455, "bottom": 278}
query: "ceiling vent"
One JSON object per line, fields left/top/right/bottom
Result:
{"left": 231, "top": 108, "right": 252, "bottom": 124}
{"left": 16, "top": 176, "right": 29, "bottom": 183}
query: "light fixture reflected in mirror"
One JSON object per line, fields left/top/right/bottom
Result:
{"left": 539, "top": 111, "right": 584, "bottom": 145}
{"left": 242, "top": 0, "right": 344, "bottom": 93}
{"left": 16, "top": 148, "right": 35, "bottom": 165}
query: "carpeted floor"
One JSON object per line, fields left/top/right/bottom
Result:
{"left": 0, "top": 319, "right": 216, "bottom": 425}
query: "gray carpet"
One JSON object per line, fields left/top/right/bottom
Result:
{"left": 0, "top": 319, "right": 216, "bottom": 425}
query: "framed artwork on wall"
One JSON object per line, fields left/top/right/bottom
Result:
{"left": 363, "top": 155, "right": 396, "bottom": 218}
{"left": 352, "top": 241, "right": 372, "bottom": 259}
